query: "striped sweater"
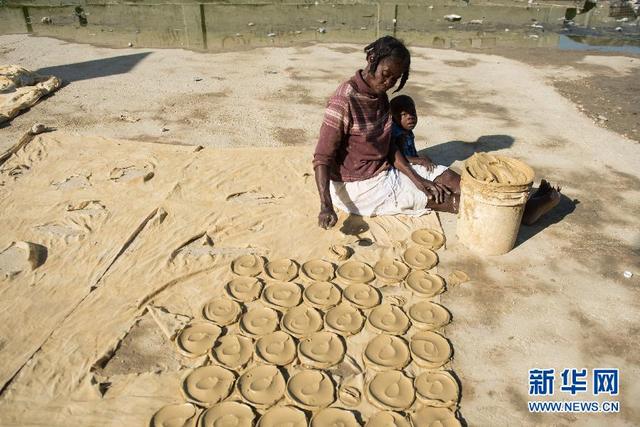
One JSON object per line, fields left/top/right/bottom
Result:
{"left": 313, "top": 70, "right": 395, "bottom": 182}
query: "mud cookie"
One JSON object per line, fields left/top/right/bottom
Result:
{"left": 414, "top": 370, "right": 459, "bottom": 407}
{"left": 373, "top": 258, "right": 410, "bottom": 284}
{"left": 240, "top": 306, "right": 279, "bottom": 337}
{"left": 231, "top": 254, "right": 264, "bottom": 277}
{"left": 175, "top": 321, "right": 221, "bottom": 358}
{"left": 367, "top": 303, "right": 411, "bottom": 335}
{"left": 257, "top": 406, "right": 307, "bottom": 427}
{"left": 262, "top": 281, "right": 302, "bottom": 310}
{"left": 342, "top": 283, "right": 381, "bottom": 309}
{"left": 324, "top": 303, "right": 365, "bottom": 336}
{"left": 281, "top": 304, "right": 323, "bottom": 338}
{"left": 403, "top": 246, "right": 438, "bottom": 270}
{"left": 150, "top": 402, "right": 198, "bottom": 427}
{"left": 406, "top": 301, "right": 450, "bottom": 330}
{"left": 286, "top": 369, "right": 336, "bottom": 410}
{"left": 301, "top": 259, "right": 335, "bottom": 282}
{"left": 404, "top": 271, "right": 445, "bottom": 298}
{"left": 336, "top": 260, "right": 375, "bottom": 284}
{"left": 410, "top": 406, "right": 461, "bottom": 427}
{"left": 202, "top": 298, "right": 241, "bottom": 326}
{"left": 265, "top": 258, "right": 299, "bottom": 281}
{"left": 211, "top": 334, "right": 253, "bottom": 369}
{"left": 329, "top": 244, "right": 353, "bottom": 261}
{"left": 410, "top": 229, "right": 445, "bottom": 250}
{"left": 365, "top": 370, "right": 415, "bottom": 410}
{"left": 410, "top": 331, "right": 452, "bottom": 369}
{"left": 237, "top": 364, "right": 286, "bottom": 408}
{"left": 303, "top": 281, "right": 342, "bottom": 309}
{"left": 226, "top": 276, "right": 263, "bottom": 302}
{"left": 298, "top": 331, "right": 346, "bottom": 368}
{"left": 255, "top": 331, "right": 297, "bottom": 366}
{"left": 363, "top": 334, "right": 411, "bottom": 371}
{"left": 198, "top": 401, "right": 255, "bottom": 427}
{"left": 365, "top": 411, "right": 411, "bottom": 427}
{"left": 310, "top": 408, "right": 360, "bottom": 427}
{"left": 181, "top": 365, "right": 235, "bottom": 407}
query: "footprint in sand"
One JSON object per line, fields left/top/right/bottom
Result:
{"left": 52, "top": 172, "right": 92, "bottom": 190}
{"left": 109, "top": 162, "right": 155, "bottom": 183}
{"left": 226, "top": 190, "right": 283, "bottom": 205}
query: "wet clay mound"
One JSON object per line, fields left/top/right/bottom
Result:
{"left": 464, "top": 152, "right": 533, "bottom": 185}
{"left": 0, "top": 132, "right": 463, "bottom": 426}
{"left": 0, "top": 65, "right": 62, "bottom": 124}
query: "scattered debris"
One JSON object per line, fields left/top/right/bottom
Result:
{"left": 615, "top": 26, "right": 623, "bottom": 32}
{"left": 469, "top": 19, "right": 484, "bottom": 25}
{"left": 528, "top": 34, "right": 540, "bottom": 39}
{"left": 596, "top": 115, "right": 608, "bottom": 122}
{"left": 531, "top": 23, "right": 544, "bottom": 29}
{"left": 30, "top": 123, "right": 48, "bottom": 134}
{"left": 505, "top": 28, "right": 510, "bottom": 32}
{"left": 247, "top": 22, "right": 255, "bottom": 27}
{"left": 127, "top": 42, "right": 133, "bottom": 47}
{"left": 267, "top": 32, "right": 276, "bottom": 37}
{"left": 623, "top": 271, "right": 633, "bottom": 279}
{"left": 41, "top": 16, "right": 52, "bottom": 24}
{"left": 317, "top": 19, "right": 327, "bottom": 24}
{"left": 119, "top": 113, "right": 140, "bottom": 123}
{"left": 444, "top": 14, "right": 462, "bottom": 22}
{"left": 360, "top": 26, "right": 367, "bottom": 30}
{"left": 428, "top": 5, "right": 434, "bottom": 9}
{"left": 161, "top": 127, "right": 169, "bottom": 132}
{"left": 194, "top": 77, "right": 203, "bottom": 82}
{"left": 295, "top": 30, "right": 302, "bottom": 34}
{"left": 318, "top": 27, "right": 326, "bottom": 33}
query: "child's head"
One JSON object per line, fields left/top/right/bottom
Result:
{"left": 390, "top": 95, "right": 417, "bottom": 131}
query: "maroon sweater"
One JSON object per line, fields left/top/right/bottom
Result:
{"left": 313, "top": 70, "right": 395, "bottom": 182}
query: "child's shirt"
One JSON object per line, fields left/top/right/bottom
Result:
{"left": 391, "top": 121, "right": 418, "bottom": 158}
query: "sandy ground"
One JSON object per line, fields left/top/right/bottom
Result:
{"left": 1, "top": 35, "right": 640, "bottom": 426}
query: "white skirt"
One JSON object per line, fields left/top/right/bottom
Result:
{"left": 330, "top": 164, "right": 448, "bottom": 217}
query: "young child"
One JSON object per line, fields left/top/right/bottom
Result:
{"left": 390, "top": 95, "right": 436, "bottom": 172}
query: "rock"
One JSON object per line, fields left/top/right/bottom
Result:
{"left": 531, "top": 23, "right": 544, "bottom": 29}
{"left": 528, "top": 34, "right": 540, "bottom": 39}
{"left": 267, "top": 32, "right": 276, "bottom": 37}
{"left": 505, "top": 28, "right": 510, "bottom": 32}
{"left": 30, "top": 123, "right": 48, "bottom": 134}
{"left": 127, "top": 42, "right": 133, "bottom": 47}
{"left": 317, "top": 19, "right": 327, "bottom": 24}
{"left": 295, "top": 30, "right": 302, "bottom": 34}
{"left": 615, "top": 26, "right": 623, "bottom": 32}
{"left": 469, "top": 19, "right": 483, "bottom": 25}
{"left": 194, "top": 77, "right": 203, "bottom": 82}
{"left": 360, "top": 26, "right": 367, "bottom": 30}
{"left": 444, "top": 14, "right": 462, "bottom": 22}
{"left": 248, "top": 22, "right": 255, "bottom": 26}
{"left": 41, "top": 16, "right": 52, "bottom": 24}
{"left": 161, "top": 127, "right": 169, "bottom": 132}
{"left": 318, "top": 27, "right": 326, "bottom": 33}
{"left": 597, "top": 115, "right": 608, "bottom": 121}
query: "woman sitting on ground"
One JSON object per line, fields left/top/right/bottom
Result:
{"left": 313, "top": 35, "right": 560, "bottom": 229}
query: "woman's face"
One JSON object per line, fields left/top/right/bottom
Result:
{"left": 364, "top": 56, "right": 407, "bottom": 94}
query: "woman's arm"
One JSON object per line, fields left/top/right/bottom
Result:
{"left": 314, "top": 164, "right": 338, "bottom": 229}
{"left": 391, "top": 148, "right": 450, "bottom": 204}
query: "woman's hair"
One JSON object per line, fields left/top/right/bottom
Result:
{"left": 364, "top": 36, "right": 411, "bottom": 92}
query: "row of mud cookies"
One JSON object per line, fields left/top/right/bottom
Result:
{"left": 150, "top": 228, "right": 464, "bottom": 427}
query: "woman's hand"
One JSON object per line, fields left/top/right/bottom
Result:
{"left": 318, "top": 205, "right": 338, "bottom": 229}
{"left": 418, "top": 179, "right": 451, "bottom": 204}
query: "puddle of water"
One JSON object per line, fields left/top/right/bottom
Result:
{"left": 0, "top": 2, "right": 638, "bottom": 53}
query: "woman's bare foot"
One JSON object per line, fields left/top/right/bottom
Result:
{"left": 522, "top": 184, "right": 562, "bottom": 225}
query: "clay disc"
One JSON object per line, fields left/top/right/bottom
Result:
{"left": 298, "top": 331, "right": 346, "bottom": 368}
{"left": 198, "top": 401, "right": 255, "bottom": 427}
{"left": 286, "top": 369, "right": 335, "bottom": 410}
{"left": 336, "top": 260, "right": 375, "bottom": 284}
{"left": 226, "top": 276, "right": 263, "bottom": 302}
{"left": 410, "top": 331, "right": 452, "bottom": 368}
{"left": 365, "top": 411, "right": 411, "bottom": 427}
{"left": 366, "top": 370, "right": 416, "bottom": 410}
{"left": 410, "top": 406, "right": 461, "bottom": 427}
{"left": 342, "top": 283, "right": 381, "bottom": 309}
{"left": 262, "top": 281, "right": 302, "bottom": 310}
{"left": 410, "top": 229, "right": 445, "bottom": 250}
{"left": 324, "top": 303, "right": 365, "bottom": 336}
{"left": 303, "top": 281, "right": 342, "bottom": 309}
{"left": 240, "top": 306, "right": 279, "bottom": 337}
{"left": 211, "top": 334, "right": 253, "bottom": 369}
{"left": 231, "top": 254, "right": 264, "bottom": 277}
{"left": 407, "top": 301, "right": 451, "bottom": 330}
{"left": 202, "top": 298, "right": 241, "bottom": 326}
{"left": 367, "top": 304, "right": 411, "bottom": 335}
{"left": 404, "top": 271, "right": 445, "bottom": 297}
{"left": 363, "top": 334, "right": 411, "bottom": 371}
{"left": 265, "top": 258, "right": 299, "bottom": 282}
{"left": 181, "top": 365, "right": 235, "bottom": 407}
{"left": 373, "top": 258, "right": 410, "bottom": 284}
{"left": 301, "top": 259, "right": 335, "bottom": 282}
{"left": 257, "top": 406, "right": 307, "bottom": 427}
{"left": 176, "top": 321, "right": 221, "bottom": 357}
{"left": 281, "top": 304, "right": 323, "bottom": 338}
{"left": 310, "top": 408, "right": 360, "bottom": 427}
{"left": 150, "top": 402, "right": 198, "bottom": 427}
{"left": 329, "top": 244, "right": 353, "bottom": 261}
{"left": 255, "top": 331, "right": 297, "bottom": 366}
{"left": 238, "top": 364, "right": 286, "bottom": 408}
{"left": 414, "top": 370, "right": 459, "bottom": 407}
{"left": 402, "top": 246, "right": 438, "bottom": 270}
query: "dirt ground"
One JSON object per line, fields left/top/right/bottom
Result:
{"left": 1, "top": 34, "right": 639, "bottom": 426}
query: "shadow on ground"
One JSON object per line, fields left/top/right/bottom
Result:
{"left": 423, "top": 135, "right": 515, "bottom": 167}
{"left": 36, "top": 52, "right": 152, "bottom": 83}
